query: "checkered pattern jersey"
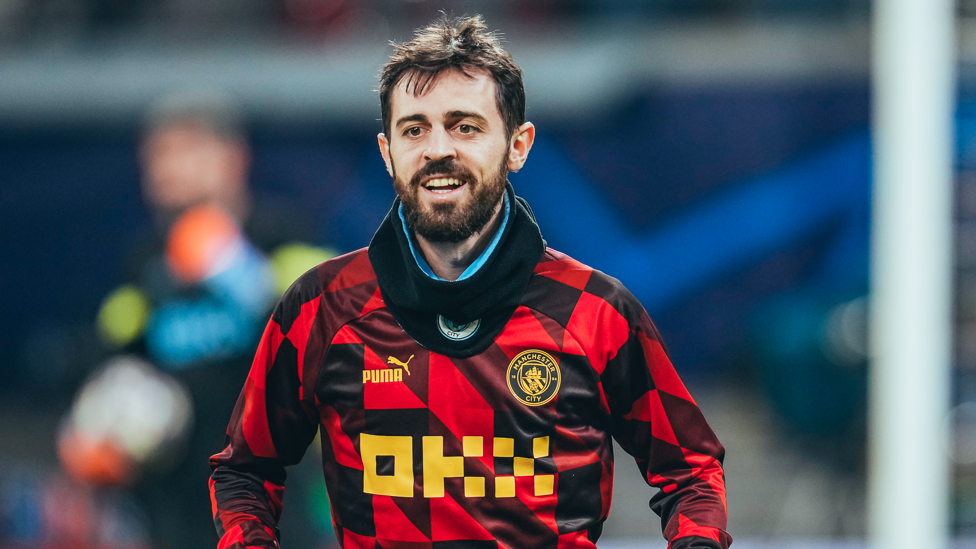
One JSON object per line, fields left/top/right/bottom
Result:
{"left": 210, "top": 248, "right": 731, "bottom": 549}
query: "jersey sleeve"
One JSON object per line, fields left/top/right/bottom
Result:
{"left": 598, "top": 294, "right": 732, "bottom": 549}
{"left": 209, "top": 288, "right": 321, "bottom": 548}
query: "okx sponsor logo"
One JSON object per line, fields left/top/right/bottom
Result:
{"left": 360, "top": 435, "right": 553, "bottom": 498}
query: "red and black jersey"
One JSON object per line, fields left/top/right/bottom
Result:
{"left": 210, "top": 187, "right": 731, "bottom": 549}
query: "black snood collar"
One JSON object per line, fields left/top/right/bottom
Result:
{"left": 367, "top": 183, "right": 546, "bottom": 358}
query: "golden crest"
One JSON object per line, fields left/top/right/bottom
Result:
{"left": 507, "top": 350, "right": 561, "bottom": 406}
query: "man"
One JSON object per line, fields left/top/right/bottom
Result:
{"left": 210, "top": 15, "right": 731, "bottom": 549}
{"left": 89, "top": 91, "right": 334, "bottom": 548}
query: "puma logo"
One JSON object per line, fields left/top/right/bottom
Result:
{"left": 387, "top": 355, "right": 414, "bottom": 376}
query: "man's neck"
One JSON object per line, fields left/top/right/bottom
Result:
{"left": 414, "top": 198, "right": 505, "bottom": 281}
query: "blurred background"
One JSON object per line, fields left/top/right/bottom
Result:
{"left": 1, "top": 0, "right": 975, "bottom": 547}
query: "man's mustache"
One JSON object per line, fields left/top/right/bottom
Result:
{"left": 408, "top": 158, "right": 476, "bottom": 188}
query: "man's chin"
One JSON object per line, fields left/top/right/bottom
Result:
{"left": 399, "top": 174, "right": 506, "bottom": 244}
{"left": 407, "top": 207, "right": 484, "bottom": 243}
{"left": 412, "top": 216, "right": 469, "bottom": 243}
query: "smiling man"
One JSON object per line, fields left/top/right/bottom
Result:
{"left": 209, "top": 15, "right": 731, "bottom": 549}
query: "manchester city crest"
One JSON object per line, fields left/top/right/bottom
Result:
{"left": 436, "top": 315, "right": 480, "bottom": 341}
{"left": 507, "top": 350, "right": 561, "bottom": 406}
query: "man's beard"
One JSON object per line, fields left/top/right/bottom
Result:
{"left": 394, "top": 155, "right": 508, "bottom": 244}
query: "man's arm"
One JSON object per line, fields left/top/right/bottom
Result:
{"left": 209, "top": 303, "right": 320, "bottom": 549}
{"left": 600, "top": 307, "right": 731, "bottom": 549}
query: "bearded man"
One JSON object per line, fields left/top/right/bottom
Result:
{"left": 210, "top": 14, "right": 731, "bottom": 549}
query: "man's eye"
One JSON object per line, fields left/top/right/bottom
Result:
{"left": 457, "top": 124, "right": 477, "bottom": 134}
{"left": 405, "top": 127, "right": 423, "bottom": 137}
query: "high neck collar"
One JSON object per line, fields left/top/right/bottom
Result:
{"left": 367, "top": 182, "right": 546, "bottom": 358}
{"left": 399, "top": 191, "right": 511, "bottom": 282}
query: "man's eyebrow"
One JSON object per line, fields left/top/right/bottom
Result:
{"left": 445, "top": 110, "right": 489, "bottom": 124}
{"left": 395, "top": 113, "right": 429, "bottom": 129}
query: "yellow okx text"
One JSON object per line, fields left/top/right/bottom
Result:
{"left": 360, "top": 434, "right": 553, "bottom": 499}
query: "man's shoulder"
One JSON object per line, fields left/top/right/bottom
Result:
{"left": 284, "top": 247, "right": 376, "bottom": 296}
{"left": 272, "top": 248, "right": 379, "bottom": 329}
{"left": 533, "top": 248, "right": 592, "bottom": 278}
{"left": 528, "top": 247, "right": 645, "bottom": 323}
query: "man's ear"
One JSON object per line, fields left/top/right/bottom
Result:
{"left": 377, "top": 133, "right": 393, "bottom": 177}
{"left": 507, "top": 122, "right": 535, "bottom": 172}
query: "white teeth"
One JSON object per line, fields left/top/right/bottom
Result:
{"left": 425, "top": 178, "right": 461, "bottom": 188}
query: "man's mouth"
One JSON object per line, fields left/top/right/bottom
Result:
{"left": 422, "top": 177, "right": 466, "bottom": 194}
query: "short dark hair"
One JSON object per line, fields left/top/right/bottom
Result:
{"left": 142, "top": 89, "right": 245, "bottom": 142}
{"left": 379, "top": 14, "right": 525, "bottom": 139}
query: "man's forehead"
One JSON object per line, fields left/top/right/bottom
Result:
{"left": 395, "top": 66, "right": 491, "bottom": 90}
{"left": 147, "top": 120, "right": 221, "bottom": 143}
{"left": 390, "top": 68, "right": 499, "bottom": 120}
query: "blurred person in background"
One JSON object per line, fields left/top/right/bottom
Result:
{"left": 59, "top": 90, "right": 337, "bottom": 548}
{"left": 209, "top": 15, "right": 730, "bottom": 549}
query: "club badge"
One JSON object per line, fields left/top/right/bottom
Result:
{"left": 437, "top": 315, "right": 480, "bottom": 341}
{"left": 507, "top": 350, "right": 561, "bottom": 406}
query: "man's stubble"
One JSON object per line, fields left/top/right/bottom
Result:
{"left": 394, "top": 153, "right": 508, "bottom": 244}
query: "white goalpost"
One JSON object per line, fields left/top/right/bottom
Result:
{"left": 870, "top": 0, "right": 956, "bottom": 548}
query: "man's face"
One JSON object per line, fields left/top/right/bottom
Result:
{"left": 379, "top": 68, "right": 512, "bottom": 243}
{"left": 140, "top": 121, "right": 247, "bottom": 217}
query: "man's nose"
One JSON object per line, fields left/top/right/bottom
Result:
{"left": 424, "top": 127, "right": 456, "bottom": 162}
